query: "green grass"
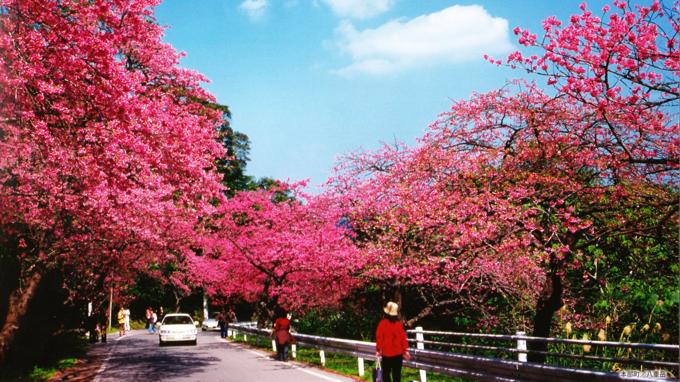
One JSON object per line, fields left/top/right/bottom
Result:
{"left": 130, "top": 319, "right": 148, "bottom": 330}
{"left": 106, "top": 319, "right": 148, "bottom": 334}
{"left": 231, "top": 332, "right": 470, "bottom": 382}
{"left": 27, "top": 358, "right": 79, "bottom": 381}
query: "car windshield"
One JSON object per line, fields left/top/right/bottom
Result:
{"left": 163, "top": 316, "right": 193, "bottom": 325}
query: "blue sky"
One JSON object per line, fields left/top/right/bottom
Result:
{"left": 154, "top": 0, "right": 613, "bottom": 188}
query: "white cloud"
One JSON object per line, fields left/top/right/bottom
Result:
{"left": 332, "top": 4, "right": 513, "bottom": 76}
{"left": 322, "top": 0, "right": 393, "bottom": 19}
{"left": 239, "top": 0, "right": 268, "bottom": 20}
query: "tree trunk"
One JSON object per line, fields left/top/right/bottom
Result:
{"left": 0, "top": 271, "right": 43, "bottom": 365}
{"left": 255, "top": 279, "right": 277, "bottom": 328}
{"left": 173, "top": 290, "right": 182, "bottom": 313}
{"left": 528, "top": 271, "right": 563, "bottom": 363}
{"left": 391, "top": 285, "right": 405, "bottom": 320}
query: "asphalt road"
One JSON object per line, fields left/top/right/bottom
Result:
{"left": 93, "top": 330, "right": 356, "bottom": 382}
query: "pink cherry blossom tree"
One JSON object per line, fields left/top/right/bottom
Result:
{"left": 328, "top": 140, "right": 545, "bottom": 328}
{"left": 328, "top": 1, "right": 677, "bottom": 347}
{"left": 192, "top": 184, "right": 363, "bottom": 324}
{"left": 0, "top": 0, "right": 226, "bottom": 362}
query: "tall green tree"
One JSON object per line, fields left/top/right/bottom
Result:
{"left": 215, "top": 114, "right": 257, "bottom": 196}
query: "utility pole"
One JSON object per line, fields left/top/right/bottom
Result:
{"left": 108, "top": 287, "right": 113, "bottom": 331}
{"left": 203, "top": 293, "right": 209, "bottom": 321}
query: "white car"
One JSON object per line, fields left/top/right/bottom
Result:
{"left": 159, "top": 313, "right": 198, "bottom": 346}
{"left": 201, "top": 315, "right": 219, "bottom": 331}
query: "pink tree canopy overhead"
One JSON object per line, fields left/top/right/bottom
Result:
{"left": 192, "top": 184, "right": 363, "bottom": 321}
{"left": 327, "top": 0, "right": 678, "bottom": 331}
{"left": 328, "top": 139, "right": 546, "bottom": 327}
{"left": 0, "top": 0, "right": 226, "bottom": 362}
{"left": 500, "top": 0, "right": 678, "bottom": 176}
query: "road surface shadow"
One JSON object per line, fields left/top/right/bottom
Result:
{"left": 100, "top": 336, "right": 220, "bottom": 380}
{"left": 47, "top": 343, "right": 109, "bottom": 382}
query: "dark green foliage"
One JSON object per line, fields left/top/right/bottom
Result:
{"left": 295, "top": 308, "right": 381, "bottom": 341}
{"left": 215, "top": 116, "right": 256, "bottom": 196}
{"left": 563, "top": 190, "right": 679, "bottom": 340}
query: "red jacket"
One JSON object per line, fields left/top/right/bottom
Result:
{"left": 273, "top": 317, "right": 290, "bottom": 332}
{"left": 375, "top": 318, "right": 408, "bottom": 357}
{"left": 273, "top": 317, "right": 291, "bottom": 345}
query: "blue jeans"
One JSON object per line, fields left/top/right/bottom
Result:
{"left": 148, "top": 322, "right": 156, "bottom": 333}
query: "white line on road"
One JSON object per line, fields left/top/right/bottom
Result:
{"left": 114, "top": 331, "right": 139, "bottom": 341}
{"left": 93, "top": 331, "right": 142, "bottom": 382}
{"left": 291, "top": 366, "right": 346, "bottom": 382}
{"left": 92, "top": 344, "right": 114, "bottom": 382}
{"left": 242, "top": 348, "right": 345, "bottom": 382}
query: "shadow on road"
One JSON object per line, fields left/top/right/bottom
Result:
{"left": 101, "top": 336, "right": 220, "bottom": 380}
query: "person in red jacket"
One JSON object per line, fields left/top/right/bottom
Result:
{"left": 375, "top": 301, "right": 411, "bottom": 382}
{"left": 272, "top": 308, "right": 292, "bottom": 361}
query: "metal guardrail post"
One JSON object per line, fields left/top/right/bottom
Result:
{"left": 292, "top": 344, "right": 297, "bottom": 359}
{"left": 516, "top": 331, "right": 527, "bottom": 362}
{"left": 358, "top": 357, "right": 365, "bottom": 377}
{"left": 272, "top": 339, "right": 277, "bottom": 352}
{"left": 320, "top": 350, "right": 326, "bottom": 366}
{"left": 416, "top": 326, "right": 427, "bottom": 382}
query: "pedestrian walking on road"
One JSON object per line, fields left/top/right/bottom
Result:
{"left": 148, "top": 308, "right": 157, "bottom": 334}
{"left": 226, "top": 307, "right": 237, "bottom": 337}
{"left": 145, "top": 307, "right": 151, "bottom": 329}
{"left": 123, "top": 307, "right": 131, "bottom": 331}
{"left": 375, "top": 301, "right": 411, "bottom": 382}
{"left": 272, "top": 308, "right": 293, "bottom": 361}
{"left": 87, "top": 313, "right": 99, "bottom": 343}
{"left": 99, "top": 314, "right": 108, "bottom": 343}
{"left": 217, "top": 311, "right": 227, "bottom": 338}
{"left": 117, "top": 307, "right": 126, "bottom": 336}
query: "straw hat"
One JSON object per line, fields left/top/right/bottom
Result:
{"left": 383, "top": 301, "right": 399, "bottom": 317}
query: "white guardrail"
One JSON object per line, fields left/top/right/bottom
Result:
{"left": 228, "top": 323, "right": 678, "bottom": 382}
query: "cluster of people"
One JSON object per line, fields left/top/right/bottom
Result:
{"left": 90, "top": 305, "right": 166, "bottom": 338}
{"left": 266, "top": 301, "right": 410, "bottom": 382}
{"left": 145, "top": 307, "right": 163, "bottom": 334}
{"left": 104, "top": 300, "right": 411, "bottom": 381}
{"left": 216, "top": 308, "right": 237, "bottom": 338}
{"left": 116, "top": 306, "right": 131, "bottom": 336}
{"left": 108, "top": 300, "right": 410, "bottom": 381}
{"left": 86, "top": 314, "right": 108, "bottom": 344}
{"left": 107, "top": 301, "right": 411, "bottom": 380}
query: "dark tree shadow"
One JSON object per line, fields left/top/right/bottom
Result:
{"left": 100, "top": 336, "right": 220, "bottom": 380}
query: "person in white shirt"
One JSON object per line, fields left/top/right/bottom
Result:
{"left": 151, "top": 311, "right": 158, "bottom": 333}
{"left": 123, "top": 308, "right": 131, "bottom": 331}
